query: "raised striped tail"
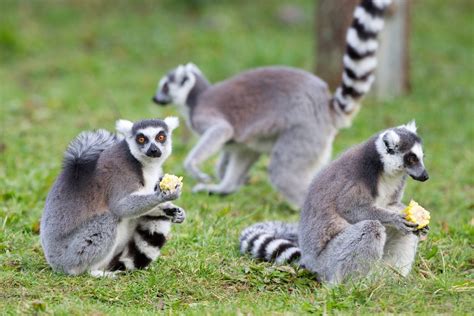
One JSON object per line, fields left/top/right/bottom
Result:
{"left": 332, "top": 0, "right": 392, "bottom": 124}
{"left": 239, "top": 222, "right": 301, "bottom": 265}
{"left": 108, "top": 216, "right": 171, "bottom": 271}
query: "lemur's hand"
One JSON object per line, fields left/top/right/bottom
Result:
{"left": 392, "top": 214, "right": 419, "bottom": 234}
{"left": 157, "top": 183, "right": 182, "bottom": 202}
{"left": 162, "top": 205, "right": 186, "bottom": 224}
{"left": 414, "top": 225, "right": 430, "bottom": 238}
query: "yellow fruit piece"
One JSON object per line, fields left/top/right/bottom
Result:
{"left": 159, "top": 174, "right": 183, "bottom": 191}
{"left": 403, "top": 200, "right": 431, "bottom": 229}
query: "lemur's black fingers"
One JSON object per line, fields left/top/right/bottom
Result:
{"left": 163, "top": 207, "right": 185, "bottom": 223}
{"left": 417, "top": 225, "right": 430, "bottom": 236}
{"left": 163, "top": 207, "right": 179, "bottom": 216}
{"left": 171, "top": 213, "right": 185, "bottom": 224}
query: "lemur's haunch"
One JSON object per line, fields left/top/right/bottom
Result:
{"left": 240, "top": 122, "right": 430, "bottom": 284}
{"left": 41, "top": 117, "right": 185, "bottom": 277}
{"left": 152, "top": 0, "right": 392, "bottom": 207}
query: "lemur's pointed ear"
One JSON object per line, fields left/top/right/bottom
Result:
{"left": 115, "top": 119, "right": 133, "bottom": 137}
{"left": 185, "top": 62, "right": 201, "bottom": 75}
{"left": 382, "top": 130, "right": 400, "bottom": 154}
{"left": 404, "top": 120, "right": 417, "bottom": 133}
{"left": 164, "top": 116, "right": 179, "bottom": 132}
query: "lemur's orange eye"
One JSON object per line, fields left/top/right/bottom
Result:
{"left": 136, "top": 134, "right": 147, "bottom": 144}
{"left": 156, "top": 133, "right": 166, "bottom": 143}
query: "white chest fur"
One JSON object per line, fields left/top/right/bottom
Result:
{"left": 374, "top": 173, "right": 404, "bottom": 210}
{"left": 133, "top": 164, "right": 163, "bottom": 196}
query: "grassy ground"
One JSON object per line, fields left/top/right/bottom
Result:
{"left": 1, "top": 0, "right": 473, "bottom": 314}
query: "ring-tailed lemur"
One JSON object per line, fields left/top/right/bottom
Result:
{"left": 41, "top": 117, "right": 186, "bottom": 277}
{"left": 152, "top": 0, "right": 392, "bottom": 207}
{"left": 240, "top": 122, "right": 430, "bottom": 284}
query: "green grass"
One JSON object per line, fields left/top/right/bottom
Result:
{"left": 1, "top": 0, "right": 473, "bottom": 314}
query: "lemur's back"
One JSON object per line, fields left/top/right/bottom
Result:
{"left": 42, "top": 141, "right": 140, "bottom": 239}
{"left": 195, "top": 66, "right": 332, "bottom": 140}
{"left": 299, "top": 138, "right": 378, "bottom": 256}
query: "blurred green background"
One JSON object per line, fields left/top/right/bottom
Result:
{"left": 0, "top": 0, "right": 473, "bottom": 314}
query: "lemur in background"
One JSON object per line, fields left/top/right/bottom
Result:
{"left": 152, "top": 0, "right": 392, "bottom": 207}
{"left": 41, "top": 117, "right": 185, "bottom": 277}
{"left": 240, "top": 122, "right": 430, "bottom": 284}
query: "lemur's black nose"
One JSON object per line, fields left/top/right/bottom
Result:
{"left": 146, "top": 145, "right": 162, "bottom": 158}
{"left": 152, "top": 96, "right": 159, "bottom": 104}
{"left": 413, "top": 170, "right": 429, "bottom": 182}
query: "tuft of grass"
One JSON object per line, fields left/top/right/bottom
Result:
{"left": 1, "top": 0, "right": 473, "bottom": 314}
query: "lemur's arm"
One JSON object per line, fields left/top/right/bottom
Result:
{"left": 344, "top": 204, "right": 418, "bottom": 234}
{"left": 184, "top": 121, "right": 233, "bottom": 182}
{"left": 109, "top": 188, "right": 181, "bottom": 218}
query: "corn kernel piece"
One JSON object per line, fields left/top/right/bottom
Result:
{"left": 403, "top": 200, "right": 431, "bottom": 229}
{"left": 159, "top": 174, "right": 183, "bottom": 191}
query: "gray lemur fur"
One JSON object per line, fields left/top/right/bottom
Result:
{"left": 152, "top": 0, "right": 392, "bottom": 208}
{"left": 240, "top": 122, "right": 430, "bottom": 284}
{"left": 41, "top": 117, "right": 185, "bottom": 277}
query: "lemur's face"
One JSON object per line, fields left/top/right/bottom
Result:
{"left": 116, "top": 117, "right": 179, "bottom": 165}
{"left": 152, "top": 63, "right": 200, "bottom": 107}
{"left": 377, "top": 121, "right": 429, "bottom": 182}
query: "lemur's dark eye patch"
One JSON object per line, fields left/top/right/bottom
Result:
{"left": 180, "top": 76, "right": 188, "bottom": 85}
{"left": 155, "top": 131, "right": 166, "bottom": 143}
{"left": 404, "top": 153, "right": 419, "bottom": 165}
{"left": 136, "top": 134, "right": 148, "bottom": 145}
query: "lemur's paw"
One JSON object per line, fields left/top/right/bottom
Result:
{"left": 158, "top": 184, "right": 182, "bottom": 201}
{"left": 393, "top": 215, "right": 418, "bottom": 234}
{"left": 163, "top": 206, "right": 186, "bottom": 224}
{"left": 414, "top": 225, "right": 430, "bottom": 239}
{"left": 195, "top": 172, "right": 212, "bottom": 184}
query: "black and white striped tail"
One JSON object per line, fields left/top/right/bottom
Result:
{"left": 240, "top": 222, "right": 301, "bottom": 265}
{"left": 333, "top": 0, "right": 392, "bottom": 115}
{"left": 108, "top": 216, "right": 171, "bottom": 271}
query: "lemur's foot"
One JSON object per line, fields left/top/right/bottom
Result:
{"left": 163, "top": 206, "right": 186, "bottom": 224}
{"left": 90, "top": 270, "right": 120, "bottom": 278}
{"left": 194, "top": 172, "right": 212, "bottom": 184}
{"left": 192, "top": 183, "right": 234, "bottom": 196}
{"left": 185, "top": 164, "right": 212, "bottom": 183}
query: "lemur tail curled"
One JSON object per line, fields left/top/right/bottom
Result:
{"left": 240, "top": 222, "right": 301, "bottom": 264}
{"left": 64, "top": 129, "right": 118, "bottom": 170}
{"left": 332, "top": 0, "right": 392, "bottom": 118}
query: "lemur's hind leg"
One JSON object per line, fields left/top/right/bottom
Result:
{"left": 268, "top": 127, "right": 333, "bottom": 208}
{"left": 193, "top": 147, "right": 260, "bottom": 195}
{"left": 303, "top": 220, "right": 386, "bottom": 285}
{"left": 216, "top": 150, "right": 230, "bottom": 181}
{"left": 382, "top": 228, "right": 419, "bottom": 276}
{"left": 48, "top": 213, "right": 118, "bottom": 276}
{"left": 184, "top": 122, "right": 234, "bottom": 183}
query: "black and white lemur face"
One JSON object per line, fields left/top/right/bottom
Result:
{"left": 152, "top": 63, "right": 201, "bottom": 106}
{"left": 116, "top": 117, "right": 179, "bottom": 164}
{"left": 376, "top": 121, "right": 429, "bottom": 182}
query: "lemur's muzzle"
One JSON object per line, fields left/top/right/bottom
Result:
{"left": 146, "top": 144, "right": 162, "bottom": 158}
{"left": 152, "top": 92, "right": 171, "bottom": 106}
{"left": 410, "top": 169, "right": 429, "bottom": 182}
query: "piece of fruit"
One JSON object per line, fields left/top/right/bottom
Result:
{"left": 403, "top": 200, "right": 430, "bottom": 229}
{"left": 159, "top": 174, "right": 183, "bottom": 191}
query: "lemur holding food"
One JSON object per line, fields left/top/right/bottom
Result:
{"left": 41, "top": 117, "right": 185, "bottom": 277}
{"left": 240, "top": 122, "right": 430, "bottom": 284}
{"left": 152, "top": 0, "right": 392, "bottom": 207}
